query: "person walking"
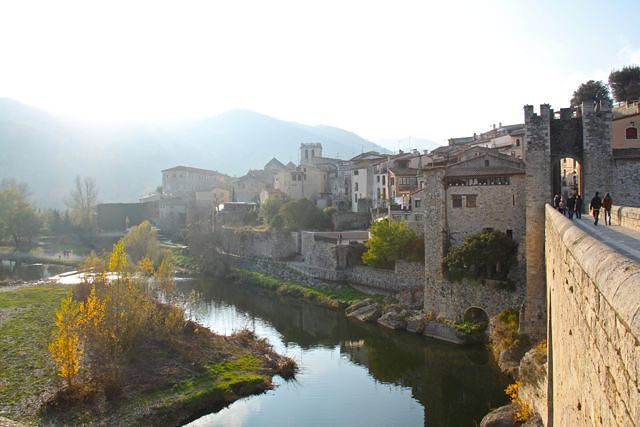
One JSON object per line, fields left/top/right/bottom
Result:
{"left": 575, "top": 194, "right": 583, "bottom": 219}
{"left": 553, "top": 193, "right": 561, "bottom": 210}
{"left": 566, "top": 193, "right": 576, "bottom": 219}
{"left": 603, "top": 193, "right": 613, "bottom": 226}
{"left": 590, "top": 192, "right": 602, "bottom": 226}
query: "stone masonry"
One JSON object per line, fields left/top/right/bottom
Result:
{"left": 581, "top": 100, "right": 614, "bottom": 203}
{"left": 545, "top": 204, "right": 640, "bottom": 426}
{"left": 522, "top": 104, "right": 552, "bottom": 342}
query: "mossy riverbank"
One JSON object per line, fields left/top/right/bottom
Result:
{"left": 228, "top": 268, "right": 387, "bottom": 310}
{"left": 0, "top": 283, "right": 295, "bottom": 426}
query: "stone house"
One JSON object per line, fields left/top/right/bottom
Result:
{"left": 161, "top": 166, "right": 228, "bottom": 197}
{"left": 274, "top": 164, "right": 327, "bottom": 202}
{"left": 441, "top": 147, "right": 526, "bottom": 246}
{"left": 346, "top": 152, "right": 387, "bottom": 212}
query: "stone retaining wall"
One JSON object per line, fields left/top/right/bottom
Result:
{"left": 344, "top": 262, "right": 424, "bottom": 292}
{"left": 545, "top": 204, "right": 640, "bottom": 427}
{"left": 220, "top": 228, "right": 299, "bottom": 260}
{"left": 423, "top": 277, "right": 524, "bottom": 321}
{"left": 612, "top": 205, "right": 640, "bottom": 232}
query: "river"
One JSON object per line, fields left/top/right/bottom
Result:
{"left": 0, "top": 260, "right": 510, "bottom": 426}
{"left": 180, "top": 278, "right": 510, "bottom": 427}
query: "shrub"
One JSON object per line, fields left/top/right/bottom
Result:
{"left": 444, "top": 229, "right": 518, "bottom": 283}
{"left": 362, "top": 218, "right": 422, "bottom": 268}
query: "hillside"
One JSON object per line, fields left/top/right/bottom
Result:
{"left": 0, "top": 99, "right": 389, "bottom": 208}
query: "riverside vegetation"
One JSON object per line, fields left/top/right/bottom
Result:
{"left": 0, "top": 221, "right": 295, "bottom": 426}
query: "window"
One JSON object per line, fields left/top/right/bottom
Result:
{"left": 354, "top": 182, "right": 359, "bottom": 191}
{"left": 506, "top": 229, "right": 513, "bottom": 239}
{"left": 354, "top": 170, "right": 359, "bottom": 175}
{"left": 516, "top": 139, "right": 520, "bottom": 147}
{"left": 466, "top": 195, "right": 477, "bottom": 208}
{"left": 377, "top": 175, "right": 380, "bottom": 182}
{"left": 399, "top": 177, "right": 418, "bottom": 185}
{"left": 484, "top": 160, "right": 490, "bottom": 167}
{"left": 414, "top": 199, "right": 421, "bottom": 208}
{"left": 390, "top": 177, "right": 395, "bottom": 186}
{"left": 626, "top": 127, "right": 638, "bottom": 140}
{"left": 382, "top": 176, "right": 386, "bottom": 185}
{"left": 452, "top": 195, "right": 462, "bottom": 208}
{"left": 377, "top": 188, "right": 381, "bottom": 198}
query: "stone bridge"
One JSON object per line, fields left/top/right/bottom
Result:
{"left": 544, "top": 204, "right": 640, "bottom": 426}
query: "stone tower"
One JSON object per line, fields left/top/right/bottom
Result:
{"left": 521, "top": 101, "right": 613, "bottom": 341}
{"left": 300, "top": 143, "right": 323, "bottom": 165}
{"left": 580, "top": 100, "right": 613, "bottom": 202}
{"left": 522, "top": 104, "right": 552, "bottom": 341}
{"left": 422, "top": 166, "right": 448, "bottom": 315}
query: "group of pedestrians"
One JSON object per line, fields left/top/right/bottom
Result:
{"left": 553, "top": 191, "right": 613, "bottom": 226}
{"left": 589, "top": 192, "right": 613, "bottom": 226}
{"left": 553, "top": 192, "right": 583, "bottom": 219}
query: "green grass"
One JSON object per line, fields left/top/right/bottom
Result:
{"left": 125, "top": 355, "right": 269, "bottom": 426}
{"left": 232, "top": 268, "right": 386, "bottom": 306}
{"left": 0, "top": 285, "right": 69, "bottom": 423}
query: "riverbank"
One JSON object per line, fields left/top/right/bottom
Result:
{"left": 227, "top": 267, "right": 483, "bottom": 344}
{"left": 0, "top": 282, "right": 296, "bottom": 426}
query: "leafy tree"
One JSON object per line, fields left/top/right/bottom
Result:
{"left": 259, "top": 197, "right": 284, "bottom": 227}
{"left": 49, "top": 294, "right": 84, "bottom": 388}
{"left": 277, "top": 199, "right": 332, "bottom": 231}
{"left": 444, "top": 229, "right": 518, "bottom": 282}
{"left": 67, "top": 176, "right": 98, "bottom": 234}
{"left": 362, "top": 218, "right": 422, "bottom": 269}
{"left": 570, "top": 80, "right": 611, "bottom": 107}
{"left": 0, "top": 179, "right": 41, "bottom": 246}
{"left": 609, "top": 65, "right": 640, "bottom": 102}
{"left": 121, "top": 220, "right": 160, "bottom": 265}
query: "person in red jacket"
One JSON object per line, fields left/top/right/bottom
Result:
{"left": 602, "top": 193, "right": 613, "bottom": 226}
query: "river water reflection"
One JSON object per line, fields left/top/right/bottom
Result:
{"left": 181, "top": 278, "right": 509, "bottom": 427}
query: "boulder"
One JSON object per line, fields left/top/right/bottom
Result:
{"left": 480, "top": 404, "right": 518, "bottom": 427}
{"left": 347, "top": 303, "right": 382, "bottom": 323}
{"left": 498, "top": 347, "right": 522, "bottom": 378}
{"left": 522, "top": 414, "right": 544, "bottom": 426}
{"left": 377, "top": 309, "right": 408, "bottom": 330}
{"left": 422, "top": 321, "right": 465, "bottom": 345}
{"left": 345, "top": 298, "right": 373, "bottom": 315}
{"left": 405, "top": 314, "right": 426, "bottom": 334}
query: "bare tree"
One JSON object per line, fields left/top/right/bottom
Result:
{"left": 67, "top": 176, "right": 98, "bottom": 233}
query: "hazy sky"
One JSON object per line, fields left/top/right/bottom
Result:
{"left": 1, "top": 0, "right": 639, "bottom": 145}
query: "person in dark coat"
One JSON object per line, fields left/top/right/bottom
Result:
{"left": 575, "top": 194, "right": 583, "bottom": 219}
{"left": 566, "top": 194, "right": 576, "bottom": 219}
{"left": 590, "top": 192, "right": 602, "bottom": 225}
{"left": 553, "top": 193, "right": 561, "bottom": 210}
{"left": 602, "top": 193, "right": 613, "bottom": 225}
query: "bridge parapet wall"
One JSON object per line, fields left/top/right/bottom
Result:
{"left": 612, "top": 205, "right": 640, "bottom": 233}
{"left": 545, "top": 204, "right": 640, "bottom": 426}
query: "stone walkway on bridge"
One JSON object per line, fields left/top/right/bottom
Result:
{"left": 569, "top": 213, "right": 640, "bottom": 261}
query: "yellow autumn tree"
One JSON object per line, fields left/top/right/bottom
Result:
{"left": 109, "top": 240, "right": 129, "bottom": 273}
{"left": 49, "top": 294, "right": 83, "bottom": 388}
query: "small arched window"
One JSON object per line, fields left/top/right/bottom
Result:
{"left": 626, "top": 127, "right": 638, "bottom": 140}
{"left": 516, "top": 139, "right": 520, "bottom": 147}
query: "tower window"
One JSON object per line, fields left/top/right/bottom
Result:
{"left": 626, "top": 127, "right": 638, "bottom": 140}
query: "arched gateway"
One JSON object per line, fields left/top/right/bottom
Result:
{"left": 521, "top": 101, "right": 613, "bottom": 340}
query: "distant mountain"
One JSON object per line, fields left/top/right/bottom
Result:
{"left": 0, "top": 100, "right": 389, "bottom": 208}
{"left": 373, "top": 137, "right": 442, "bottom": 153}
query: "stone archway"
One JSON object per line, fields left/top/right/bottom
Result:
{"left": 463, "top": 306, "right": 489, "bottom": 331}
